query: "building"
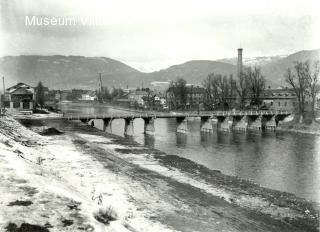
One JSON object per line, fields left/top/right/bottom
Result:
{"left": 4, "top": 83, "right": 35, "bottom": 110}
{"left": 150, "top": 81, "right": 170, "bottom": 91}
{"left": 71, "top": 89, "right": 88, "bottom": 100}
{"left": 317, "top": 92, "right": 320, "bottom": 110}
{"left": 128, "top": 90, "right": 148, "bottom": 106}
{"left": 262, "top": 87, "right": 297, "bottom": 111}
{"left": 154, "top": 92, "right": 167, "bottom": 108}
{"left": 166, "top": 85, "right": 206, "bottom": 110}
{"left": 81, "top": 91, "right": 97, "bottom": 101}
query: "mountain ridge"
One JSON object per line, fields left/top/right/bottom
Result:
{"left": 0, "top": 49, "right": 319, "bottom": 89}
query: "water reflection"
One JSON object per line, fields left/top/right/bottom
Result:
{"left": 176, "top": 133, "right": 187, "bottom": 148}
{"left": 144, "top": 134, "right": 155, "bottom": 148}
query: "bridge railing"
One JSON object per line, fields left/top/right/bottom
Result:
{"left": 63, "top": 110, "right": 291, "bottom": 120}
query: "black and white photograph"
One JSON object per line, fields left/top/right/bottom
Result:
{"left": 0, "top": 0, "right": 319, "bottom": 231}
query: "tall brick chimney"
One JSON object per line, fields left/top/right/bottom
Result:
{"left": 237, "top": 48, "right": 243, "bottom": 79}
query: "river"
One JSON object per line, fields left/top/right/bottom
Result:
{"left": 41, "top": 102, "right": 320, "bottom": 202}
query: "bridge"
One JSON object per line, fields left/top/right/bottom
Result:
{"left": 64, "top": 110, "right": 292, "bottom": 136}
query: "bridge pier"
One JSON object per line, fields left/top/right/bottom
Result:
{"left": 263, "top": 115, "right": 276, "bottom": 130}
{"left": 217, "top": 116, "right": 232, "bottom": 132}
{"left": 102, "top": 118, "right": 113, "bottom": 133}
{"left": 68, "top": 111, "right": 291, "bottom": 135}
{"left": 232, "top": 115, "right": 248, "bottom": 132}
{"left": 275, "top": 114, "right": 290, "bottom": 126}
{"left": 176, "top": 117, "right": 188, "bottom": 133}
{"left": 247, "top": 115, "right": 262, "bottom": 131}
{"left": 80, "top": 118, "right": 90, "bottom": 124}
{"left": 200, "top": 116, "right": 213, "bottom": 133}
{"left": 143, "top": 117, "right": 155, "bottom": 135}
{"left": 124, "top": 118, "right": 134, "bottom": 136}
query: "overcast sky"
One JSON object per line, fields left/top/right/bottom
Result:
{"left": 0, "top": 0, "right": 319, "bottom": 71}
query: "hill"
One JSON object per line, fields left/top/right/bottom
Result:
{"left": 217, "top": 55, "right": 285, "bottom": 67}
{"left": 0, "top": 49, "right": 319, "bottom": 89}
{"left": 0, "top": 55, "right": 145, "bottom": 89}
{"left": 146, "top": 60, "right": 237, "bottom": 85}
{"left": 261, "top": 49, "right": 320, "bottom": 86}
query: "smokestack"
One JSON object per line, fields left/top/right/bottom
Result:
{"left": 237, "top": 48, "right": 243, "bottom": 79}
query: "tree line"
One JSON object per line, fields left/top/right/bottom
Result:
{"left": 285, "top": 60, "right": 319, "bottom": 120}
{"left": 97, "top": 87, "right": 125, "bottom": 102}
{"left": 168, "top": 66, "right": 266, "bottom": 111}
{"left": 168, "top": 60, "right": 320, "bottom": 120}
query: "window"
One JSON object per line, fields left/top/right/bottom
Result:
{"left": 270, "top": 102, "right": 273, "bottom": 106}
{"left": 284, "top": 102, "right": 287, "bottom": 107}
{"left": 278, "top": 102, "right": 280, "bottom": 107}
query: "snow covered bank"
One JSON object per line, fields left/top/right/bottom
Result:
{"left": 0, "top": 116, "right": 173, "bottom": 232}
{"left": 75, "top": 133, "right": 319, "bottom": 231}
{"left": 1, "top": 116, "right": 319, "bottom": 232}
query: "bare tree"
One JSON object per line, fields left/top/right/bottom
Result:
{"left": 167, "top": 78, "right": 188, "bottom": 110}
{"left": 203, "top": 73, "right": 235, "bottom": 110}
{"left": 35, "top": 81, "right": 45, "bottom": 107}
{"left": 246, "top": 66, "right": 265, "bottom": 107}
{"left": 203, "top": 73, "right": 218, "bottom": 110}
{"left": 229, "top": 74, "right": 236, "bottom": 108}
{"left": 218, "top": 75, "right": 231, "bottom": 110}
{"left": 176, "top": 78, "right": 188, "bottom": 108}
{"left": 285, "top": 62, "right": 308, "bottom": 115}
{"left": 236, "top": 69, "right": 250, "bottom": 109}
{"left": 304, "top": 61, "right": 320, "bottom": 118}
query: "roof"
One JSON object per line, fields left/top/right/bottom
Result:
{"left": 187, "top": 86, "right": 205, "bottom": 94}
{"left": 6, "top": 83, "right": 34, "bottom": 95}
{"left": 262, "top": 88, "right": 296, "bottom": 99}
{"left": 82, "top": 91, "right": 96, "bottom": 97}
{"left": 167, "top": 85, "right": 205, "bottom": 94}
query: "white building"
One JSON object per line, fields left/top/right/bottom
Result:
{"left": 81, "top": 91, "right": 97, "bottom": 101}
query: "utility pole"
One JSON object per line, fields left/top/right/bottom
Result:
{"left": 1, "top": 76, "right": 4, "bottom": 109}
{"left": 98, "top": 73, "right": 103, "bottom": 102}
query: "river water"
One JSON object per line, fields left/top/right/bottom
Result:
{"left": 50, "top": 102, "right": 320, "bottom": 202}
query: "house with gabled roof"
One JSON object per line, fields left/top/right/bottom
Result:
{"left": 4, "top": 83, "right": 35, "bottom": 110}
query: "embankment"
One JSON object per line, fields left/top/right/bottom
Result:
{"left": 0, "top": 115, "right": 319, "bottom": 232}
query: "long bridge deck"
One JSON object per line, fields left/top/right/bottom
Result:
{"left": 64, "top": 110, "right": 291, "bottom": 120}
{"left": 13, "top": 110, "right": 292, "bottom": 135}
{"left": 63, "top": 110, "right": 291, "bottom": 135}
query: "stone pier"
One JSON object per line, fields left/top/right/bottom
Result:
{"left": 247, "top": 115, "right": 262, "bottom": 130}
{"left": 217, "top": 116, "right": 231, "bottom": 132}
{"left": 275, "top": 114, "right": 289, "bottom": 126}
{"left": 68, "top": 110, "right": 292, "bottom": 136}
{"left": 232, "top": 115, "right": 248, "bottom": 131}
{"left": 200, "top": 116, "right": 213, "bottom": 133}
{"left": 124, "top": 118, "right": 134, "bottom": 136}
{"left": 80, "top": 118, "right": 90, "bottom": 124}
{"left": 176, "top": 117, "right": 188, "bottom": 133}
{"left": 264, "top": 115, "right": 276, "bottom": 130}
{"left": 102, "top": 118, "right": 113, "bottom": 133}
{"left": 143, "top": 117, "right": 155, "bottom": 135}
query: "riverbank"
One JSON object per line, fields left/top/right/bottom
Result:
{"left": 0, "top": 116, "right": 138, "bottom": 232}
{"left": 0, "top": 115, "right": 319, "bottom": 231}
{"left": 278, "top": 120, "right": 320, "bottom": 136}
